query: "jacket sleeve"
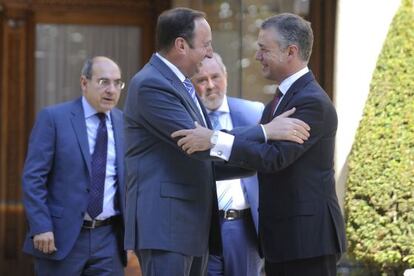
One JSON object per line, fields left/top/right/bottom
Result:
{"left": 228, "top": 96, "right": 332, "bottom": 173}
{"left": 22, "top": 108, "right": 55, "bottom": 236}
{"left": 125, "top": 79, "right": 220, "bottom": 161}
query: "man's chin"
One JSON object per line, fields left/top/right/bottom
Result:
{"left": 204, "top": 100, "right": 222, "bottom": 111}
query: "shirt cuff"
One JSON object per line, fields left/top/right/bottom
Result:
{"left": 260, "top": 124, "right": 268, "bottom": 143}
{"left": 210, "top": 131, "right": 234, "bottom": 161}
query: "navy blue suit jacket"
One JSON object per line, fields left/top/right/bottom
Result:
{"left": 227, "top": 96, "right": 263, "bottom": 232}
{"left": 22, "top": 98, "right": 126, "bottom": 262}
{"left": 228, "top": 72, "right": 347, "bottom": 262}
{"left": 124, "top": 54, "right": 225, "bottom": 257}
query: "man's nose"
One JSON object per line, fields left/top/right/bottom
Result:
{"left": 105, "top": 82, "right": 117, "bottom": 93}
{"left": 207, "top": 78, "right": 214, "bottom": 88}
{"left": 206, "top": 45, "right": 213, "bottom": 58}
{"left": 255, "top": 51, "right": 261, "bottom": 60}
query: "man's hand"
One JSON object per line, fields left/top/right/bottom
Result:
{"left": 171, "top": 122, "right": 213, "bottom": 154}
{"left": 33, "top": 231, "right": 57, "bottom": 254}
{"left": 264, "top": 108, "right": 310, "bottom": 143}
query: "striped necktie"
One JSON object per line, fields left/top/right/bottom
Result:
{"left": 208, "top": 111, "right": 223, "bottom": 130}
{"left": 183, "top": 78, "right": 199, "bottom": 105}
{"left": 208, "top": 111, "right": 233, "bottom": 210}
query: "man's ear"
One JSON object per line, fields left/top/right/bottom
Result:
{"left": 287, "top": 44, "right": 299, "bottom": 58}
{"left": 80, "top": 76, "right": 88, "bottom": 91}
{"left": 174, "top": 37, "right": 187, "bottom": 54}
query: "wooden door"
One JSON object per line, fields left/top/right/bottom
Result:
{"left": 0, "top": 0, "right": 170, "bottom": 275}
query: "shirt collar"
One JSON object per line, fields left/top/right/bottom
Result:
{"left": 82, "top": 96, "right": 109, "bottom": 119}
{"left": 278, "top": 66, "right": 309, "bottom": 95}
{"left": 156, "top": 52, "right": 186, "bottom": 82}
{"left": 207, "top": 95, "right": 230, "bottom": 114}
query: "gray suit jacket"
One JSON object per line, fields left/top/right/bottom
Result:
{"left": 124, "top": 54, "right": 222, "bottom": 256}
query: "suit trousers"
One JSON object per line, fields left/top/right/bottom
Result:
{"left": 264, "top": 254, "right": 337, "bottom": 276}
{"left": 34, "top": 224, "right": 123, "bottom": 276}
{"left": 138, "top": 249, "right": 209, "bottom": 276}
{"left": 208, "top": 211, "right": 262, "bottom": 276}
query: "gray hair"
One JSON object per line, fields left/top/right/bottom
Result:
{"left": 81, "top": 58, "right": 94, "bottom": 79}
{"left": 261, "top": 13, "right": 313, "bottom": 62}
{"left": 211, "top": 52, "right": 227, "bottom": 74}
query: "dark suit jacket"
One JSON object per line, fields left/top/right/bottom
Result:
{"left": 22, "top": 98, "right": 126, "bottom": 262}
{"left": 227, "top": 96, "right": 263, "bottom": 232}
{"left": 124, "top": 54, "right": 225, "bottom": 257}
{"left": 228, "top": 72, "right": 347, "bottom": 262}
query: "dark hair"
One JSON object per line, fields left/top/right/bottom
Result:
{"left": 262, "top": 13, "right": 314, "bottom": 62}
{"left": 156, "top": 7, "right": 206, "bottom": 52}
{"left": 81, "top": 58, "right": 94, "bottom": 79}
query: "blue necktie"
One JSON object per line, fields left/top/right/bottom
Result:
{"left": 183, "top": 78, "right": 199, "bottom": 105}
{"left": 208, "top": 111, "right": 223, "bottom": 130}
{"left": 208, "top": 111, "right": 233, "bottom": 210}
{"left": 87, "top": 113, "right": 107, "bottom": 219}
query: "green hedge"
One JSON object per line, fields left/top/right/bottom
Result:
{"left": 345, "top": 0, "right": 414, "bottom": 274}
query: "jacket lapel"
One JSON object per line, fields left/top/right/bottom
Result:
{"left": 150, "top": 54, "right": 207, "bottom": 127}
{"left": 274, "top": 71, "right": 315, "bottom": 117}
{"left": 70, "top": 98, "right": 91, "bottom": 175}
{"left": 227, "top": 98, "right": 246, "bottom": 127}
{"left": 110, "top": 109, "right": 125, "bottom": 213}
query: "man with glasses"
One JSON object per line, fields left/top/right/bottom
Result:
{"left": 22, "top": 56, "right": 127, "bottom": 275}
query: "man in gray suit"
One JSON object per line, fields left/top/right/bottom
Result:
{"left": 192, "top": 53, "right": 264, "bottom": 276}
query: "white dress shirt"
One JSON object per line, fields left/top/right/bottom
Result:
{"left": 209, "top": 96, "right": 249, "bottom": 210}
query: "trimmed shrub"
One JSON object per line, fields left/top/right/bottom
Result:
{"left": 345, "top": 0, "right": 414, "bottom": 274}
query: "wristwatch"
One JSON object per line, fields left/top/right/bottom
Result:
{"left": 210, "top": 130, "right": 219, "bottom": 146}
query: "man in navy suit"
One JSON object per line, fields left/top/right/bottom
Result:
{"left": 192, "top": 53, "right": 263, "bottom": 276}
{"left": 172, "top": 13, "right": 346, "bottom": 276}
{"left": 22, "top": 56, "right": 126, "bottom": 275}
{"left": 124, "top": 8, "right": 310, "bottom": 276}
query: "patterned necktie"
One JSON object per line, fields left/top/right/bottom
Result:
{"left": 183, "top": 78, "right": 199, "bottom": 105}
{"left": 208, "top": 111, "right": 223, "bottom": 130}
{"left": 87, "top": 113, "right": 108, "bottom": 219}
{"left": 267, "top": 87, "right": 283, "bottom": 122}
{"left": 208, "top": 111, "right": 233, "bottom": 210}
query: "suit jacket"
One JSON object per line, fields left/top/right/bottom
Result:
{"left": 124, "top": 54, "right": 226, "bottom": 257}
{"left": 228, "top": 72, "right": 347, "bottom": 262}
{"left": 227, "top": 96, "right": 263, "bottom": 232}
{"left": 22, "top": 98, "right": 126, "bottom": 262}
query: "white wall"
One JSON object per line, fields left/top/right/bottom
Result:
{"left": 334, "top": 0, "right": 400, "bottom": 207}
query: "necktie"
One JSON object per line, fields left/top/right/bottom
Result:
{"left": 208, "top": 111, "right": 223, "bottom": 130}
{"left": 208, "top": 111, "right": 233, "bottom": 210}
{"left": 267, "top": 87, "right": 283, "bottom": 122}
{"left": 87, "top": 113, "right": 107, "bottom": 219}
{"left": 183, "top": 78, "right": 199, "bottom": 105}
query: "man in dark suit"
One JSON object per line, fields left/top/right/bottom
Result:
{"left": 192, "top": 52, "right": 264, "bottom": 276}
{"left": 172, "top": 13, "right": 347, "bottom": 276}
{"left": 22, "top": 56, "right": 126, "bottom": 275}
{"left": 123, "top": 8, "right": 310, "bottom": 276}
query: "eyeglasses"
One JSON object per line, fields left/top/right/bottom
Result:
{"left": 96, "top": 78, "right": 125, "bottom": 90}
